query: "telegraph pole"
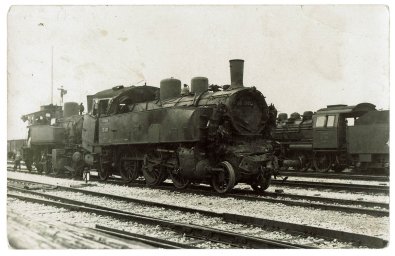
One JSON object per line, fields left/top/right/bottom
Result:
{"left": 51, "top": 46, "right": 54, "bottom": 105}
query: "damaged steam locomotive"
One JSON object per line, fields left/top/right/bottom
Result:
{"left": 21, "top": 60, "right": 279, "bottom": 193}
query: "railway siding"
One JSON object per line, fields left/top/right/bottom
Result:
{"left": 7, "top": 177, "right": 389, "bottom": 248}
{"left": 8, "top": 193, "right": 312, "bottom": 249}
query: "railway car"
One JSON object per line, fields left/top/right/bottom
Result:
{"left": 347, "top": 110, "right": 389, "bottom": 172}
{"left": 20, "top": 100, "right": 85, "bottom": 175}
{"left": 22, "top": 59, "right": 279, "bottom": 193}
{"left": 273, "top": 104, "right": 389, "bottom": 173}
{"left": 20, "top": 104, "right": 63, "bottom": 172}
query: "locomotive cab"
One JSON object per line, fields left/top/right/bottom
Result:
{"left": 312, "top": 103, "right": 376, "bottom": 172}
{"left": 313, "top": 113, "right": 339, "bottom": 149}
{"left": 313, "top": 103, "right": 376, "bottom": 150}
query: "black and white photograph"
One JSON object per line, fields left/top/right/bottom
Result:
{"left": 4, "top": 2, "right": 391, "bottom": 251}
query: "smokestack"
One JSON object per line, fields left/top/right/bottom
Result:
{"left": 229, "top": 59, "right": 244, "bottom": 88}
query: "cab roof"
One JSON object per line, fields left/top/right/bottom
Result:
{"left": 317, "top": 103, "right": 376, "bottom": 116}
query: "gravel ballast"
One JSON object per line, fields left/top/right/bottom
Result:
{"left": 7, "top": 197, "right": 232, "bottom": 249}
{"left": 7, "top": 172, "right": 389, "bottom": 242}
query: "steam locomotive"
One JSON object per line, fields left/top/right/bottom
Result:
{"left": 273, "top": 104, "right": 389, "bottom": 173}
{"left": 21, "top": 60, "right": 279, "bottom": 193}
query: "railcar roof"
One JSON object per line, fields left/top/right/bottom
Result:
{"left": 94, "top": 85, "right": 159, "bottom": 99}
{"left": 93, "top": 85, "right": 134, "bottom": 99}
{"left": 106, "top": 85, "right": 160, "bottom": 114}
{"left": 22, "top": 104, "right": 62, "bottom": 117}
{"left": 316, "top": 103, "right": 376, "bottom": 115}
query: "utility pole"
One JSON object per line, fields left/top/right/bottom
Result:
{"left": 51, "top": 46, "right": 54, "bottom": 105}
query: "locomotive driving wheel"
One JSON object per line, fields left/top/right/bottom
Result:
{"left": 169, "top": 168, "right": 190, "bottom": 189}
{"left": 313, "top": 152, "right": 332, "bottom": 172}
{"left": 32, "top": 150, "right": 43, "bottom": 173}
{"left": 43, "top": 160, "right": 52, "bottom": 175}
{"left": 250, "top": 171, "right": 271, "bottom": 193}
{"left": 34, "top": 162, "right": 43, "bottom": 173}
{"left": 40, "top": 149, "right": 52, "bottom": 174}
{"left": 34, "top": 163, "right": 43, "bottom": 173}
{"left": 143, "top": 165, "right": 168, "bottom": 187}
{"left": 25, "top": 159, "right": 33, "bottom": 172}
{"left": 332, "top": 164, "right": 347, "bottom": 173}
{"left": 119, "top": 156, "right": 140, "bottom": 183}
{"left": 332, "top": 154, "right": 347, "bottom": 172}
{"left": 98, "top": 156, "right": 110, "bottom": 181}
{"left": 70, "top": 161, "right": 84, "bottom": 179}
{"left": 297, "top": 160, "right": 312, "bottom": 172}
{"left": 211, "top": 161, "right": 236, "bottom": 194}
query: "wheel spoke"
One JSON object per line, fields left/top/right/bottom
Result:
{"left": 211, "top": 161, "right": 236, "bottom": 193}
{"left": 170, "top": 169, "right": 190, "bottom": 189}
{"left": 143, "top": 165, "right": 167, "bottom": 187}
{"left": 120, "top": 158, "right": 140, "bottom": 183}
{"left": 313, "top": 153, "right": 332, "bottom": 172}
{"left": 98, "top": 157, "right": 110, "bottom": 181}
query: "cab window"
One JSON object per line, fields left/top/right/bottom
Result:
{"left": 92, "top": 98, "right": 110, "bottom": 117}
{"left": 99, "top": 99, "right": 109, "bottom": 116}
{"left": 315, "top": 116, "right": 326, "bottom": 127}
{"left": 327, "top": 115, "right": 335, "bottom": 127}
{"left": 346, "top": 117, "right": 355, "bottom": 126}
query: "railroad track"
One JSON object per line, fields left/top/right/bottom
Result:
{"left": 7, "top": 170, "right": 390, "bottom": 216}
{"left": 7, "top": 178, "right": 388, "bottom": 248}
{"left": 8, "top": 165, "right": 389, "bottom": 195}
{"left": 7, "top": 166, "right": 389, "bottom": 210}
{"left": 8, "top": 163, "right": 389, "bottom": 193}
{"left": 270, "top": 180, "right": 389, "bottom": 194}
{"left": 92, "top": 225, "right": 195, "bottom": 249}
{"left": 280, "top": 171, "right": 389, "bottom": 182}
{"left": 9, "top": 161, "right": 390, "bottom": 182}
{"left": 8, "top": 191, "right": 310, "bottom": 249}
{"left": 99, "top": 179, "right": 389, "bottom": 215}
{"left": 8, "top": 210, "right": 176, "bottom": 249}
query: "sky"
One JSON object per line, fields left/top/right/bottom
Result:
{"left": 7, "top": 5, "right": 389, "bottom": 140}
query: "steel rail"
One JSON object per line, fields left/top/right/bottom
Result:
{"left": 270, "top": 180, "right": 389, "bottom": 194}
{"left": 66, "top": 186, "right": 388, "bottom": 217}
{"left": 280, "top": 171, "right": 389, "bottom": 182}
{"left": 9, "top": 162, "right": 389, "bottom": 182}
{"left": 93, "top": 225, "right": 196, "bottom": 249}
{"left": 7, "top": 180, "right": 388, "bottom": 248}
{"left": 7, "top": 165, "right": 390, "bottom": 195}
{"left": 101, "top": 179, "right": 390, "bottom": 210}
{"left": 7, "top": 191, "right": 311, "bottom": 249}
{"left": 7, "top": 177, "right": 389, "bottom": 215}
